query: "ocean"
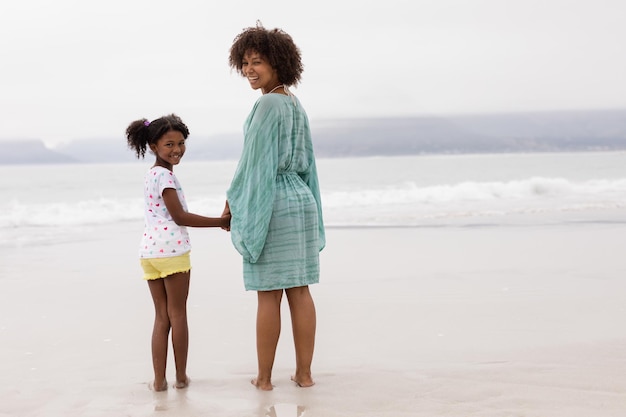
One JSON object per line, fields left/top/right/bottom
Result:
{"left": 1, "top": 151, "right": 625, "bottom": 249}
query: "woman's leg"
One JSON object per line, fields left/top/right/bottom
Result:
{"left": 147, "top": 278, "right": 170, "bottom": 391}
{"left": 286, "top": 286, "right": 316, "bottom": 387}
{"left": 163, "top": 271, "right": 190, "bottom": 388}
{"left": 253, "top": 289, "right": 283, "bottom": 390}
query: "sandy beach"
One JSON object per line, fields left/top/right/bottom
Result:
{"left": 1, "top": 222, "right": 625, "bottom": 416}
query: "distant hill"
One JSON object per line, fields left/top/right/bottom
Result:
{"left": 3, "top": 109, "right": 626, "bottom": 165}
{"left": 311, "top": 109, "right": 626, "bottom": 156}
{"left": 1, "top": 139, "right": 76, "bottom": 164}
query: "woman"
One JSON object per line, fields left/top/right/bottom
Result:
{"left": 224, "top": 23, "right": 325, "bottom": 391}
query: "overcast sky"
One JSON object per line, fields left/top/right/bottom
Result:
{"left": 1, "top": 0, "right": 625, "bottom": 146}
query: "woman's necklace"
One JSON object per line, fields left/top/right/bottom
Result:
{"left": 267, "top": 84, "right": 284, "bottom": 94}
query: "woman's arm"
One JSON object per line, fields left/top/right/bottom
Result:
{"left": 226, "top": 96, "right": 279, "bottom": 262}
{"left": 163, "top": 188, "right": 230, "bottom": 228}
{"left": 221, "top": 200, "right": 231, "bottom": 231}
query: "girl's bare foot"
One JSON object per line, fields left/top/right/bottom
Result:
{"left": 291, "top": 375, "right": 315, "bottom": 388}
{"left": 251, "top": 378, "right": 273, "bottom": 391}
{"left": 174, "top": 376, "right": 190, "bottom": 389}
{"left": 151, "top": 378, "right": 168, "bottom": 392}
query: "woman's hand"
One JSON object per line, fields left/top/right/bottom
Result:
{"left": 221, "top": 200, "right": 231, "bottom": 231}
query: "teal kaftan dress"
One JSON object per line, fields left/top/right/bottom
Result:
{"left": 226, "top": 93, "right": 325, "bottom": 291}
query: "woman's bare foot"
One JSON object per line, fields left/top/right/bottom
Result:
{"left": 251, "top": 378, "right": 273, "bottom": 391}
{"left": 151, "top": 378, "right": 168, "bottom": 392}
{"left": 174, "top": 376, "right": 190, "bottom": 389}
{"left": 291, "top": 375, "right": 315, "bottom": 388}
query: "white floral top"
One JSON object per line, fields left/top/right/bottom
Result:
{"left": 139, "top": 166, "right": 191, "bottom": 258}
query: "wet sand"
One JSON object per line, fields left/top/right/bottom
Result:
{"left": 1, "top": 223, "right": 625, "bottom": 416}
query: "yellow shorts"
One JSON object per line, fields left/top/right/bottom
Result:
{"left": 140, "top": 252, "right": 191, "bottom": 280}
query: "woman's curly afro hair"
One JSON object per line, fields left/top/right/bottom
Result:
{"left": 228, "top": 21, "right": 304, "bottom": 86}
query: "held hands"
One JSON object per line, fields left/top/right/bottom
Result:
{"left": 221, "top": 200, "right": 231, "bottom": 231}
{"left": 221, "top": 213, "right": 231, "bottom": 231}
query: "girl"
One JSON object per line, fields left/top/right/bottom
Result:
{"left": 224, "top": 24, "right": 325, "bottom": 390}
{"left": 126, "top": 113, "right": 230, "bottom": 391}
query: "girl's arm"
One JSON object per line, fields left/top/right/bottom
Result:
{"left": 162, "top": 188, "right": 230, "bottom": 228}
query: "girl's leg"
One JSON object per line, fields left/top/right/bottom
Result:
{"left": 147, "top": 278, "right": 171, "bottom": 391}
{"left": 285, "top": 286, "right": 316, "bottom": 387}
{"left": 163, "top": 271, "right": 191, "bottom": 388}
{"left": 253, "top": 289, "right": 283, "bottom": 390}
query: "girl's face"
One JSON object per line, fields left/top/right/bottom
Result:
{"left": 242, "top": 50, "right": 280, "bottom": 94}
{"left": 150, "top": 130, "right": 186, "bottom": 170}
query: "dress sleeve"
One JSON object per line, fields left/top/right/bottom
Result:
{"left": 299, "top": 145, "right": 326, "bottom": 252}
{"left": 226, "top": 97, "right": 279, "bottom": 263}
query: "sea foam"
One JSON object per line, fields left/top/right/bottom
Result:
{"left": 2, "top": 177, "right": 624, "bottom": 233}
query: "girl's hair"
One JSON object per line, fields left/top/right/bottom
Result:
{"left": 126, "top": 113, "right": 190, "bottom": 159}
{"left": 228, "top": 21, "right": 303, "bottom": 86}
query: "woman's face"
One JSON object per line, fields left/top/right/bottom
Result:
{"left": 241, "top": 50, "right": 280, "bottom": 94}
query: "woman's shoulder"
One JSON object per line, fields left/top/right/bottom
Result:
{"left": 255, "top": 92, "right": 287, "bottom": 105}
{"left": 250, "top": 94, "right": 282, "bottom": 118}
{"left": 254, "top": 93, "right": 303, "bottom": 114}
